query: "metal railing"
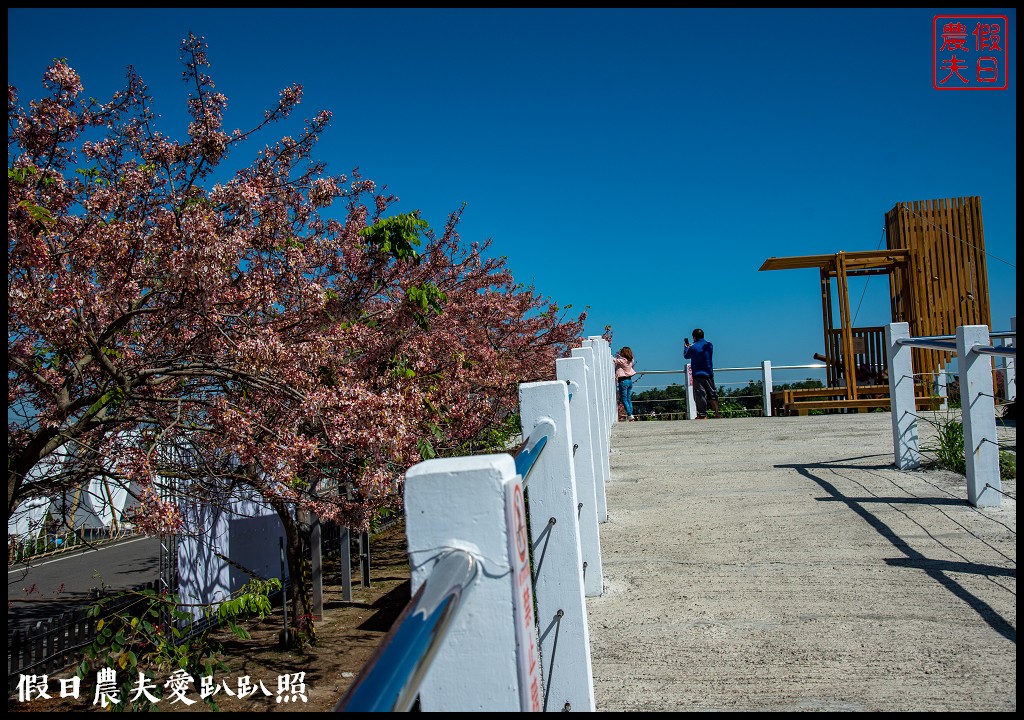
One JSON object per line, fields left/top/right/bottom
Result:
{"left": 334, "top": 417, "right": 555, "bottom": 712}
{"left": 635, "top": 363, "right": 826, "bottom": 381}
{"left": 513, "top": 417, "right": 555, "bottom": 486}
{"left": 887, "top": 323, "right": 1015, "bottom": 508}
{"left": 633, "top": 362, "right": 829, "bottom": 418}
{"left": 333, "top": 549, "right": 479, "bottom": 712}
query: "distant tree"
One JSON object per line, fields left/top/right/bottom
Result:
{"left": 633, "top": 378, "right": 825, "bottom": 420}
{"left": 632, "top": 384, "right": 687, "bottom": 419}
{"left": 781, "top": 378, "right": 826, "bottom": 391}
{"left": 718, "top": 380, "right": 764, "bottom": 414}
{"left": 8, "top": 34, "right": 585, "bottom": 631}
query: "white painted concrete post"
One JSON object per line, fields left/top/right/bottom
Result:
{"left": 957, "top": 325, "right": 1002, "bottom": 508}
{"left": 405, "top": 454, "right": 542, "bottom": 711}
{"left": 684, "top": 363, "right": 698, "bottom": 420}
{"left": 934, "top": 367, "right": 948, "bottom": 412}
{"left": 518, "top": 381, "right": 596, "bottom": 712}
{"left": 886, "top": 322, "right": 920, "bottom": 470}
{"left": 761, "top": 360, "right": 773, "bottom": 417}
{"left": 585, "top": 337, "right": 614, "bottom": 429}
{"left": 572, "top": 345, "right": 608, "bottom": 523}
{"left": 592, "top": 339, "right": 613, "bottom": 518}
{"left": 582, "top": 339, "right": 606, "bottom": 425}
{"left": 599, "top": 338, "right": 616, "bottom": 426}
{"left": 555, "top": 357, "right": 603, "bottom": 598}
{"left": 1005, "top": 316, "right": 1016, "bottom": 402}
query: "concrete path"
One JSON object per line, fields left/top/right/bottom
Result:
{"left": 587, "top": 412, "right": 1016, "bottom": 712}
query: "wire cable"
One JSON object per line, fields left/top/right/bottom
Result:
{"left": 899, "top": 203, "right": 1015, "bottom": 269}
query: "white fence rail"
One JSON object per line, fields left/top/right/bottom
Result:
{"left": 332, "top": 318, "right": 1017, "bottom": 710}
{"left": 885, "top": 321, "right": 1016, "bottom": 509}
{"left": 636, "top": 362, "right": 828, "bottom": 418}
{"left": 336, "top": 336, "right": 614, "bottom": 712}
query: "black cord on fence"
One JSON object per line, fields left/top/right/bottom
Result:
{"left": 542, "top": 609, "right": 564, "bottom": 713}
{"left": 984, "top": 483, "right": 1015, "bottom": 501}
{"left": 531, "top": 517, "right": 557, "bottom": 581}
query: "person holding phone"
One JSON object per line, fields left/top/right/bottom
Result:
{"left": 684, "top": 329, "right": 717, "bottom": 419}
{"left": 614, "top": 346, "right": 638, "bottom": 421}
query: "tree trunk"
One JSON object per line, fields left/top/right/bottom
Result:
{"left": 272, "top": 501, "right": 317, "bottom": 644}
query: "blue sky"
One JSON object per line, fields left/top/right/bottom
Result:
{"left": 8, "top": 8, "right": 1016, "bottom": 393}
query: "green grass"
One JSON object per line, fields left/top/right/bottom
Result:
{"left": 920, "top": 409, "right": 1016, "bottom": 480}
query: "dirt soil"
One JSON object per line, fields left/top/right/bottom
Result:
{"left": 9, "top": 522, "right": 412, "bottom": 713}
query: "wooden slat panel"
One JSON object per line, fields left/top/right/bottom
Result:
{"left": 885, "top": 196, "right": 992, "bottom": 382}
{"left": 967, "top": 196, "right": 992, "bottom": 326}
{"left": 943, "top": 197, "right": 965, "bottom": 336}
{"left": 919, "top": 198, "right": 943, "bottom": 378}
{"left": 934, "top": 197, "right": 963, "bottom": 383}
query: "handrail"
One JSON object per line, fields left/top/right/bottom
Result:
{"left": 635, "top": 363, "right": 826, "bottom": 379}
{"left": 895, "top": 338, "right": 958, "bottom": 352}
{"left": 976, "top": 346, "right": 1016, "bottom": 358}
{"left": 513, "top": 417, "right": 555, "bottom": 486}
{"left": 334, "top": 549, "right": 479, "bottom": 712}
{"left": 898, "top": 330, "right": 1015, "bottom": 342}
{"left": 896, "top": 338, "right": 1016, "bottom": 357}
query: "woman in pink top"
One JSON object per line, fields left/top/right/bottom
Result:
{"left": 614, "top": 346, "right": 637, "bottom": 421}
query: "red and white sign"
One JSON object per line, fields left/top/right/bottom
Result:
{"left": 504, "top": 481, "right": 542, "bottom": 712}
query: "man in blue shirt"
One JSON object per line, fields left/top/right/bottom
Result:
{"left": 684, "top": 328, "right": 718, "bottom": 419}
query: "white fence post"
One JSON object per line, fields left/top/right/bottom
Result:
{"left": 934, "top": 368, "right": 949, "bottom": 411}
{"left": 556, "top": 357, "right": 604, "bottom": 598}
{"left": 581, "top": 339, "right": 607, "bottom": 425}
{"left": 1006, "top": 315, "right": 1016, "bottom": 402}
{"left": 518, "top": 381, "right": 596, "bottom": 712}
{"left": 684, "top": 363, "right": 698, "bottom": 420}
{"left": 886, "top": 322, "right": 920, "bottom": 470}
{"left": 761, "top": 360, "right": 773, "bottom": 417}
{"left": 405, "top": 454, "right": 542, "bottom": 711}
{"left": 584, "top": 337, "right": 614, "bottom": 428}
{"left": 957, "top": 325, "right": 1001, "bottom": 508}
{"left": 572, "top": 344, "right": 609, "bottom": 523}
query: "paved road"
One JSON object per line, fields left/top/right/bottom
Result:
{"left": 7, "top": 536, "right": 162, "bottom": 635}
{"left": 587, "top": 412, "right": 1016, "bottom": 712}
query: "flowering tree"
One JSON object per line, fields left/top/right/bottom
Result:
{"left": 8, "top": 34, "right": 585, "bottom": 628}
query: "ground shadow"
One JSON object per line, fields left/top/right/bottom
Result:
{"left": 776, "top": 460, "right": 1016, "bottom": 644}
{"left": 357, "top": 580, "right": 411, "bottom": 632}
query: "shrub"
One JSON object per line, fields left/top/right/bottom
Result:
{"left": 921, "top": 409, "right": 1015, "bottom": 479}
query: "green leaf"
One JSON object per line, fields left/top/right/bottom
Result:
{"left": 417, "top": 437, "right": 436, "bottom": 460}
{"left": 359, "top": 212, "right": 428, "bottom": 263}
{"left": 87, "top": 386, "right": 126, "bottom": 416}
{"left": 18, "top": 200, "right": 55, "bottom": 226}
{"left": 8, "top": 167, "right": 39, "bottom": 184}
{"left": 406, "top": 281, "right": 447, "bottom": 330}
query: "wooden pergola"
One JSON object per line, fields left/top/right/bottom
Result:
{"left": 758, "top": 196, "right": 991, "bottom": 415}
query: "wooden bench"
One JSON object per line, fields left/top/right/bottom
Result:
{"left": 771, "top": 386, "right": 942, "bottom": 416}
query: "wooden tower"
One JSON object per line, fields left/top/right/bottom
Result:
{"left": 884, "top": 196, "right": 991, "bottom": 383}
{"left": 758, "top": 196, "right": 991, "bottom": 414}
